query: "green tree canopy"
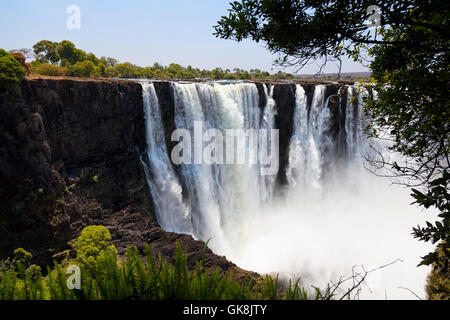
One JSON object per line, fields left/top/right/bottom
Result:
{"left": 0, "top": 49, "right": 25, "bottom": 89}
{"left": 57, "top": 40, "right": 86, "bottom": 65}
{"left": 33, "top": 40, "right": 60, "bottom": 64}
{"left": 69, "top": 60, "right": 96, "bottom": 78}
{"left": 214, "top": 0, "right": 449, "bottom": 70}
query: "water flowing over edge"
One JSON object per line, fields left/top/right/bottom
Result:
{"left": 140, "top": 81, "right": 433, "bottom": 299}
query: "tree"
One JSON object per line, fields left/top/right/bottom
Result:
{"left": 9, "top": 48, "right": 35, "bottom": 61}
{"left": 210, "top": 67, "right": 225, "bottom": 79}
{"left": 57, "top": 40, "right": 86, "bottom": 65}
{"left": 105, "top": 57, "right": 119, "bottom": 67}
{"left": 33, "top": 40, "right": 60, "bottom": 64}
{"left": 152, "top": 62, "right": 163, "bottom": 70}
{"left": 0, "top": 49, "right": 25, "bottom": 89}
{"left": 364, "top": 18, "right": 449, "bottom": 271}
{"left": 167, "top": 63, "right": 184, "bottom": 77}
{"left": 214, "top": 0, "right": 449, "bottom": 270}
{"left": 9, "top": 51, "right": 32, "bottom": 74}
{"left": 214, "top": 1, "right": 449, "bottom": 72}
{"left": 97, "top": 62, "right": 107, "bottom": 77}
{"left": 86, "top": 52, "right": 99, "bottom": 65}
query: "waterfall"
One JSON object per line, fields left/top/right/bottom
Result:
{"left": 141, "top": 81, "right": 276, "bottom": 252}
{"left": 140, "top": 81, "right": 432, "bottom": 299}
{"left": 140, "top": 82, "right": 192, "bottom": 234}
{"left": 287, "top": 85, "right": 324, "bottom": 196}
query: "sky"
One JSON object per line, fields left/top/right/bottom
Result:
{"left": 0, "top": 0, "right": 369, "bottom": 74}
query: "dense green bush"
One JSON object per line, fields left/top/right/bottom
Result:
{"left": 10, "top": 52, "right": 32, "bottom": 74}
{"left": 114, "top": 62, "right": 138, "bottom": 78}
{"left": 68, "top": 60, "right": 96, "bottom": 78}
{"left": 0, "top": 48, "right": 26, "bottom": 89}
{"left": 12, "top": 248, "right": 32, "bottom": 267}
{"left": 73, "top": 225, "right": 116, "bottom": 268}
{"left": 34, "top": 63, "right": 67, "bottom": 76}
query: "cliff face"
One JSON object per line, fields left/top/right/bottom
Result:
{"left": 0, "top": 78, "right": 152, "bottom": 264}
{"left": 272, "top": 84, "right": 297, "bottom": 186}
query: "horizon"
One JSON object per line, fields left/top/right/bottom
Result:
{"left": 0, "top": 0, "right": 370, "bottom": 75}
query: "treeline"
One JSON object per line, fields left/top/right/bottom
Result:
{"left": 12, "top": 40, "right": 294, "bottom": 80}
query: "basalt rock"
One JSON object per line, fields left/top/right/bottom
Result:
{"left": 272, "top": 83, "right": 296, "bottom": 186}
{"left": 0, "top": 78, "right": 152, "bottom": 265}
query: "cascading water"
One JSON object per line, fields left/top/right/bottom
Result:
{"left": 140, "top": 82, "right": 191, "bottom": 234}
{"left": 140, "top": 80, "right": 433, "bottom": 299}
{"left": 287, "top": 85, "right": 324, "bottom": 196}
{"left": 169, "top": 81, "right": 278, "bottom": 253}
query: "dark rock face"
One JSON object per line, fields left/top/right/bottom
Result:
{"left": 152, "top": 81, "right": 189, "bottom": 202}
{"left": 0, "top": 78, "right": 153, "bottom": 265}
{"left": 272, "top": 84, "right": 296, "bottom": 186}
{"left": 300, "top": 84, "right": 315, "bottom": 119}
{"left": 320, "top": 85, "right": 348, "bottom": 179}
{"left": 153, "top": 82, "right": 177, "bottom": 158}
{"left": 326, "top": 85, "right": 348, "bottom": 160}
{"left": 255, "top": 82, "right": 268, "bottom": 112}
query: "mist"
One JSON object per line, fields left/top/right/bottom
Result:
{"left": 217, "top": 164, "right": 434, "bottom": 299}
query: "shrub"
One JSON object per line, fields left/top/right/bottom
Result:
{"left": 0, "top": 48, "right": 25, "bottom": 89}
{"left": 10, "top": 52, "right": 32, "bottom": 75}
{"left": 114, "top": 62, "right": 138, "bottom": 78}
{"left": 96, "top": 62, "right": 107, "bottom": 77}
{"left": 31, "top": 60, "right": 41, "bottom": 70}
{"left": 73, "top": 225, "right": 116, "bottom": 269}
{"left": 0, "top": 258, "right": 15, "bottom": 273}
{"left": 426, "top": 241, "right": 450, "bottom": 300}
{"left": 68, "top": 60, "right": 96, "bottom": 78}
{"left": 13, "top": 248, "right": 32, "bottom": 268}
{"left": 34, "top": 63, "right": 67, "bottom": 76}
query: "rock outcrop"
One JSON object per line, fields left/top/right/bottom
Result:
{"left": 0, "top": 78, "right": 151, "bottom": 265}
{"left": 273, "top": 84, "right": 297, "bottom": 186}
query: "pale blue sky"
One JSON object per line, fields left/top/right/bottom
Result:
{"left": 0, "top": 0, "right": 368, "bottom": 74}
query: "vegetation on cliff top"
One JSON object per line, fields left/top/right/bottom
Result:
{"left": 5, "top": 40, "right": 297, "bottom": 81}
{"left": 0, "top": 49, "right": 26, "bottom": 89}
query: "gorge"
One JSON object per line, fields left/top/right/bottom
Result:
{"left": 0, "top": 77, "right": 432, "bottom": 299}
